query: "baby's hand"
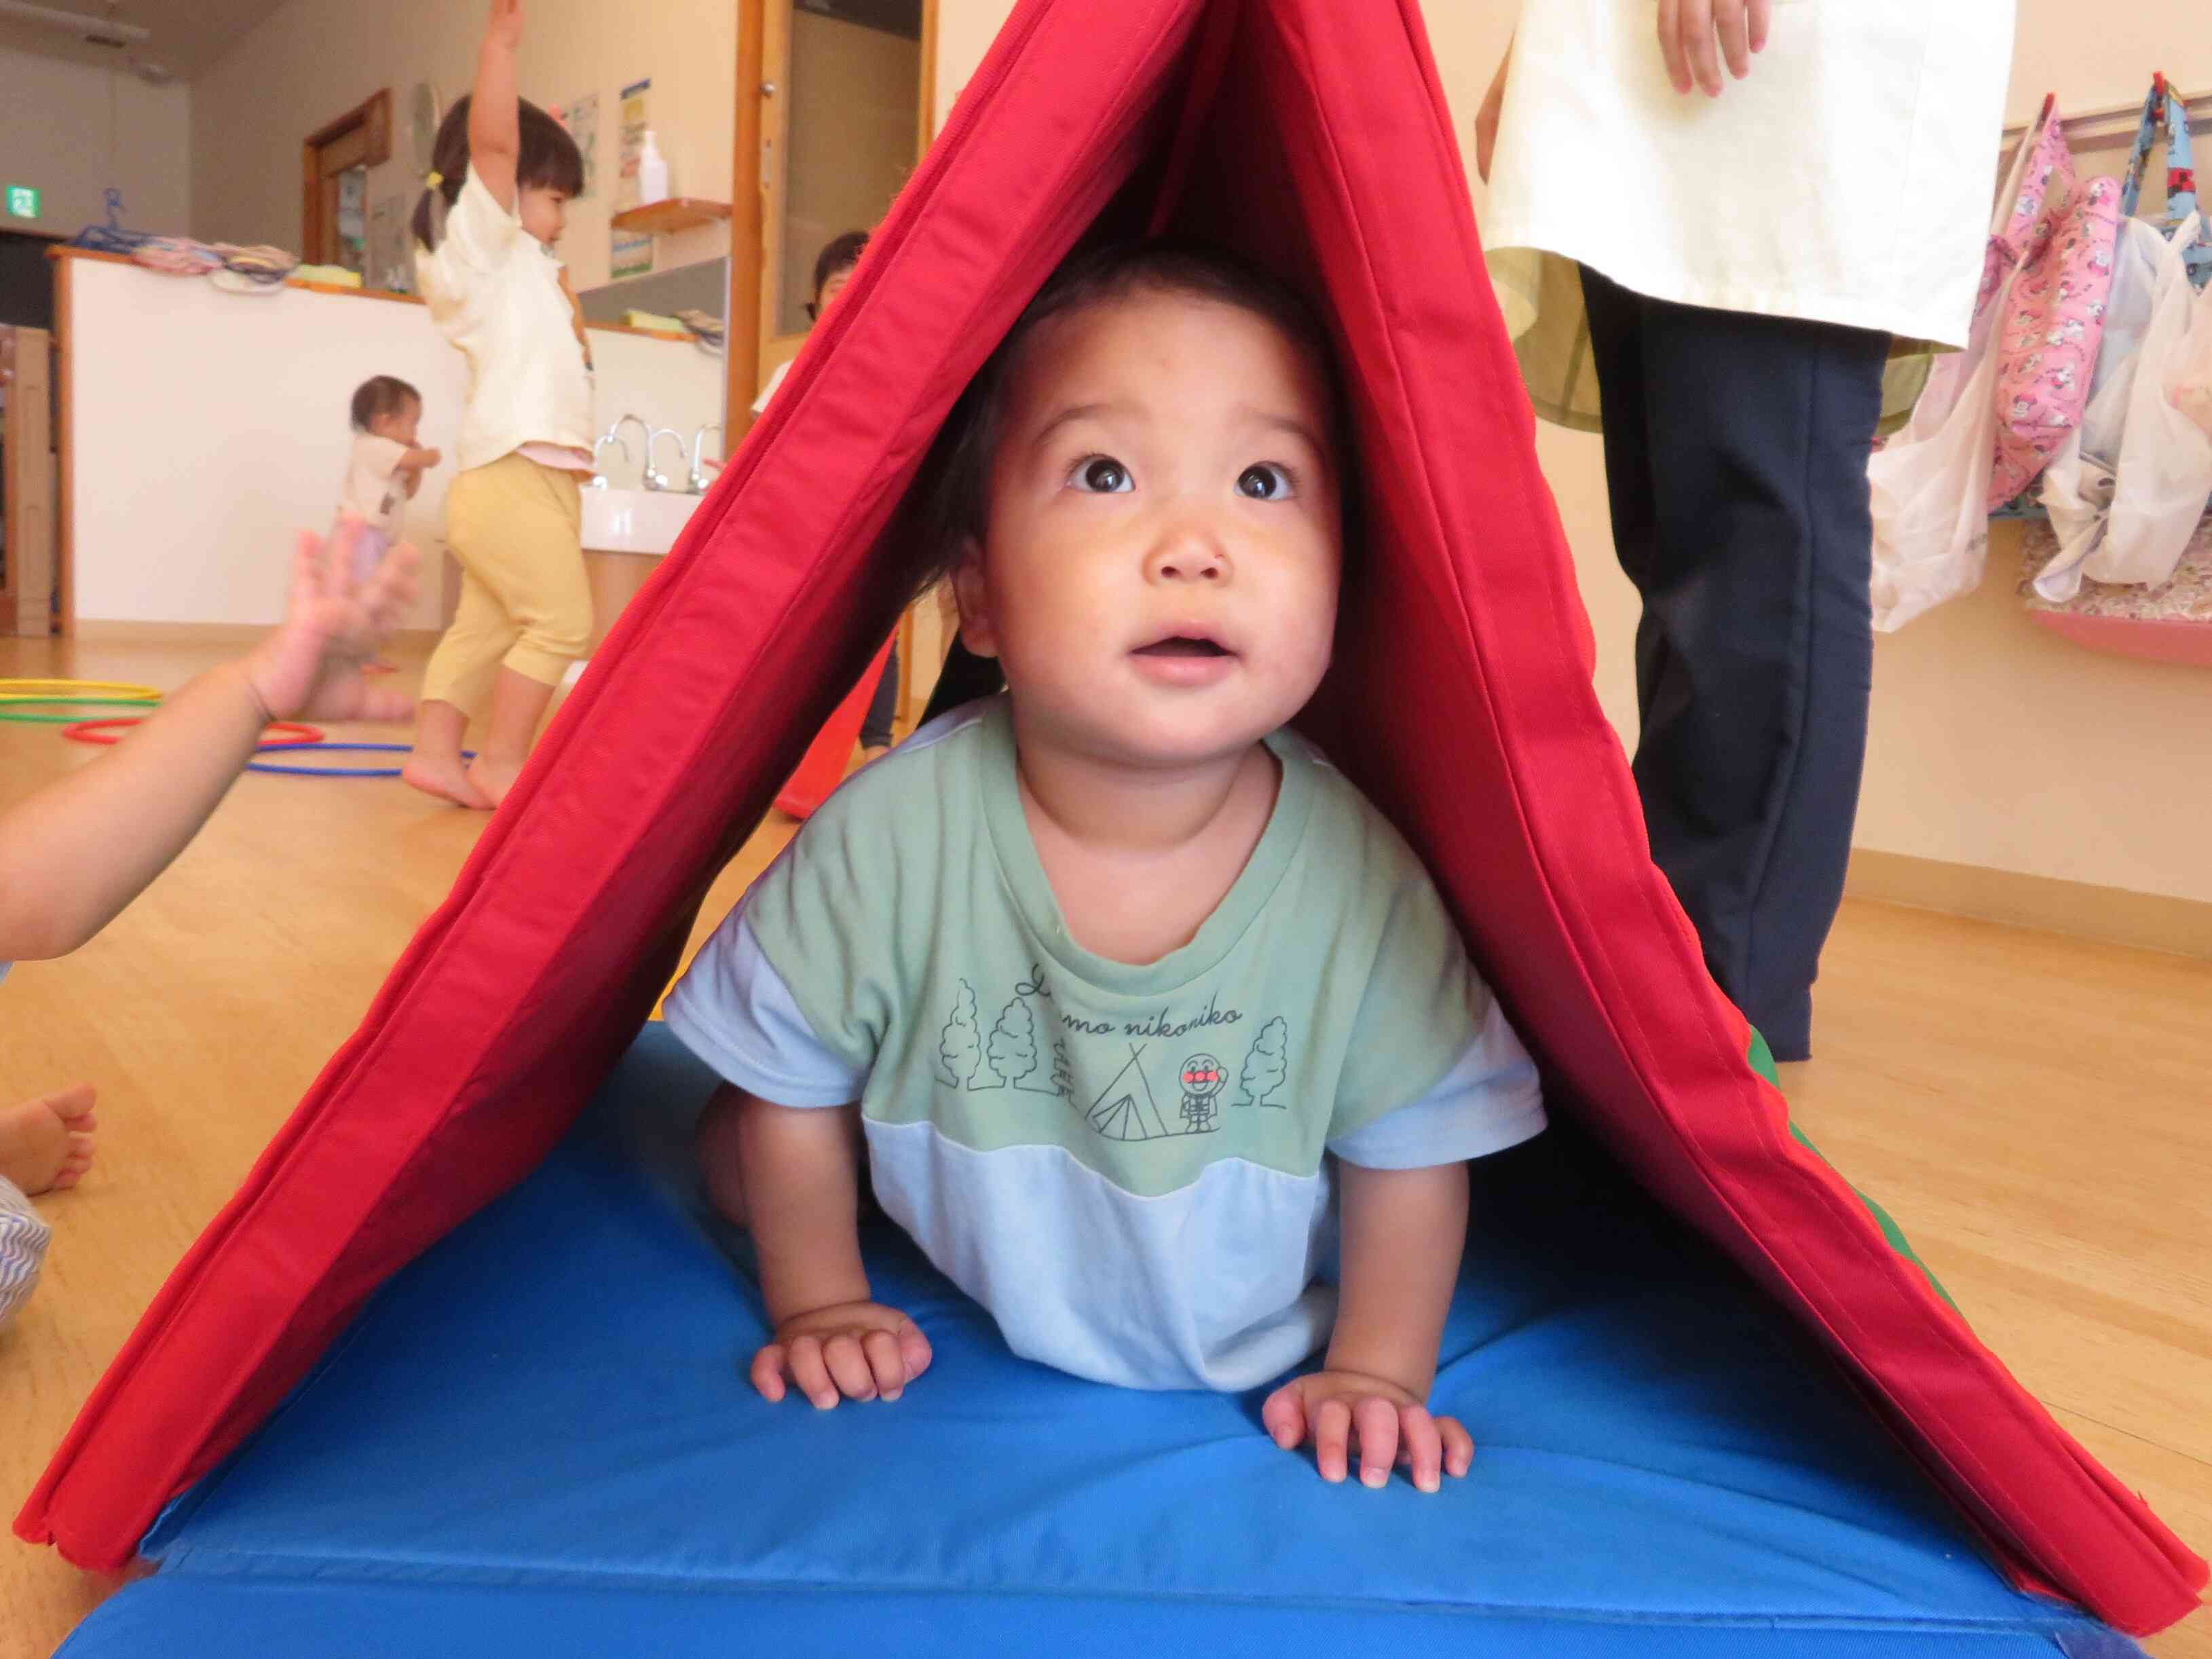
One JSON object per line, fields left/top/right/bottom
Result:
{"left": 1260, "top": 1370, "right": 1474, "bottom": 1494}
{"left": 753, "top": 1301, "right": 932, "bottom": 1409}
{"left": 240, "top": 520, "right": 419, "bottom": 724}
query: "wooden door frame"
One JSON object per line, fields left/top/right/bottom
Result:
{"left": 301, "top": 90, "right": 393, "bottom": 266}
{"left": 724, "top": 0, "right": 937, "bottom": 434}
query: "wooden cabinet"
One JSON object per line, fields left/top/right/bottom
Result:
{"left": 0, "top": 325, "right": 56, "bottom": 637}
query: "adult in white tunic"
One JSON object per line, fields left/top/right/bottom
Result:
{"left": 1476, "top": 0, "right": 2016, "bottom": 1060}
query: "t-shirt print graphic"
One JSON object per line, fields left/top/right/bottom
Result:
{"left": 931, "top": 972, "right": 1294, "bottom": 1146}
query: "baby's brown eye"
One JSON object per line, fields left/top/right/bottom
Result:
{"left": 1238, "top": 464, "right": 1294, "bottom": 500}
{"left": 1071, "top": 457, "right": 1132, "bottom": 493}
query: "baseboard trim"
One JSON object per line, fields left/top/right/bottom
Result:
{"left": 1846, "top": 850, "right": 2211, "bottom": 961}
{"left": 73, "top": 621, "right": 442, "bottom": 647}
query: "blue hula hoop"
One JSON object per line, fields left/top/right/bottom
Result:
{"left": 246, "top": 741, "right": 474, "bottom": 779}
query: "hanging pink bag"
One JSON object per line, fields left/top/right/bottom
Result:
{"left": 1987, "top": 97, "right": 2122, "bottom": 510}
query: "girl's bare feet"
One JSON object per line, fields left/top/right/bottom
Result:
{"left": 0, "top": 1084, "right": 98, "bottom": 1195}
{"left": 464, "top": 753, "right": 526, "bottom": 807}
{"left": 402, "top": 753, "right": 495, "bottom": 809}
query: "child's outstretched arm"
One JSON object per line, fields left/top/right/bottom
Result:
{"left": 730, "top": 1089, "right": 931, "bottom": 1408}
{"left": 1261, "top": 1160, "right": 1476, "bottom": 1493}
{"left": 468, "top": 0, "right": 526, "bottom": 211}
{"left": 0, "top": 523, "right": 417, "bottom": 962}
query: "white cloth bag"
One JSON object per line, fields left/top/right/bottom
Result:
{"left": 2031, "top": 218, "right": 2170, "bottom": 601}
{"left": 2096, "top": 214, "right": 2212, "bottom": 589}
{"left": 1869, "top": 265, "right": 2012, "bottom": 631}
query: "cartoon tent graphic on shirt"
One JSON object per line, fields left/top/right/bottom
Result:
{"left": 17, "top": 0, "right": 2206, "bottom": 1639}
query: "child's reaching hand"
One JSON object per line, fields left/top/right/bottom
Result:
{"left": 0, "top": 519, "right": 420, "bottom": 963}
{"left": 753, "top": 1300, "right": 933, "bottom": 1408}
{"left": 242, "top": 519, "right": 419, "bottom": 726}
{"left": 1261, "top": 1370, "right": 1475, "bottom": 1495}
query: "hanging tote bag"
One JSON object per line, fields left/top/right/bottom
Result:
{"left": 1988, "top": 98, "right": 2122, "bottom": 510}
{"left": 2031, "top": 217, "right": 2174, "bottom": 601}
{"left": 2165, "top": 274, "right": 2212, "bottom": 441}
{"left": 1870, "top": 263, "right": 2014, "bottom": 631}
{"left": 2099, "top": 213, "right": 2212, "bottom": 589}
{"left": 2120, "top": 73, "right": 2212, "bottom": 291}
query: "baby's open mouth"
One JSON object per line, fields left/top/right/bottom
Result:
{"left": 1133, "top": 635, "right": 1232, "bottom": 658}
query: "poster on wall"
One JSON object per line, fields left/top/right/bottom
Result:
{"left": 617, "top": 77, "right": 652, "bottom": 210}
{"left": 611, "top": 231, "right": 654, "bottom": 280}
{"left": 555, "top": 92, "right": 601, "bottom": 198}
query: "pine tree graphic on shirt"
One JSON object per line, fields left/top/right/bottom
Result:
{"left": 988, "top": 993, "right": 1060, "bottom": 1094}
{"left": 936, "top": 980, "right": 994, "bottom": 1089}
{"left": 1237, "top": 1016, "right": 1290, "bottom": 1108}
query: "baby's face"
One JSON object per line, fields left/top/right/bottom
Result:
{"left": 957, "top": 289, "right": 1343, "bottom": 770}
{"left": 369, "top": 401, "right": 423, "bottom": 447}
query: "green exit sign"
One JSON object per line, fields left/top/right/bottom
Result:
{"left": 4, "top": 185, "right": 39, "bottom": 219}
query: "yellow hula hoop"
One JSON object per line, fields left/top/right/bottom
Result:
{"left": 0, "top": 679, "right": 162, "bottom": 702}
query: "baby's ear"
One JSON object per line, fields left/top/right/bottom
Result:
{"left": 950, "top": 537, "right": 1000, "bottom": 659}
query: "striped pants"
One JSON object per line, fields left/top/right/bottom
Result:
{"left": 0, "top": 1176, "right": 50, "bottom": 1326}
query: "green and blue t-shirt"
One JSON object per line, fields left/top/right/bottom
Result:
{"left": 665, "top": 701, "right": 1544, "bottom": 1391}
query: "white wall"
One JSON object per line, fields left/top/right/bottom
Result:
{"left": 189, "top": 0, "right": 734, "bottom": 294}
{"left": 65, "top": 255, "right": 723, "bottom": 631}
{"left": 0, "top": 46, "right": 192, "bottom": 238}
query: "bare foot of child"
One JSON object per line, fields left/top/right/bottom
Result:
{"left": 464, "top": 754, "right": 525, "bottom": 808}
{"left": 402, "top": 754, "right": 494, "bottom": 810}
{"left": 0, "top": 1085, "right": 98, "bottom": 1196}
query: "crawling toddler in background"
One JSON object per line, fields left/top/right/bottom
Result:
{"left": 666, "top": 244, "right": 1546, "bottom": 1494}
{"left": 338, "top": 375, "right": 441, "bottom": 582}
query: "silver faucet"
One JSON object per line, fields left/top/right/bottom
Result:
{"left": 687, "top": 424, "right": 724, "bottom": 494}
{"left": 588, "top": 431, "right": 631, "bottom": 489}
{"left": 605, "top": 414, "right": 652, "bottom": 486}
{"left": 642, "top": 428, "right": 687, "bottom": 493}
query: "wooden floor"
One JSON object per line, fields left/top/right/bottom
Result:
{"left": 0, "top": 638, "right": 2204, "bottom": 1658}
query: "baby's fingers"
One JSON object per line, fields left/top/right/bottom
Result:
{"left": 1313, "top": 1398, "right": 1353, "bottom": 1484}
{"left": 821, "top": 1333, "right": 878, "bottom": 1402}
{"left": 896, "top": 1320, "right": 934, "bottom": 1387}
{"left": 1438, "top": 1415, "right": 1476, "bottom": 1479}
{"left": 1394, "top": 1404, "right": 1444, "bottom": 1494}
{"left": 749, "top": 1343, "right": 791, "bottom": 1403}
{"left": 1260, "top": 1383, "right": 1309, "bottom": 1453}
{"left": 862, "top": 1329, "right": 909, "bottom": 1401}
{"left": 1353, "top": 1396, "right": 1400, "bottom": 1489}
{"left": 786, "top": 1335, "right": 840, "bottom": 1409}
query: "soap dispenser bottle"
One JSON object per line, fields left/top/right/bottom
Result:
{"left": 637, "top": 131, "right": 671, "bottom": 205}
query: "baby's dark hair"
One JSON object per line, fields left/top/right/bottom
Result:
{"left": 411, "top": 94, "right": 586, "bottom": 250}
{"left": 905, "top": 241, "right": 1352, "bottom": 595}
{"left": 350, "top": 375, "right": 421, "bottom": 432}
{"left": 810, "top": 230, "right": 869, "bottom": 317}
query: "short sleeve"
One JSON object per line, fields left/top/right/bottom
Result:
{"left": 1325, "top": 848, "right": 1494, "bottom": 1142}
{"left": 662, "top": 795, "right": 899, "bottom": 1103}
{"left": 439, "top": 164, "right": 525, "bottom": 272}
{"left": 1327, "top": 997, "right": 1545, "bottom": 1169}
{"left": 662, "top": 903, "right": 865, "bottom": 1108}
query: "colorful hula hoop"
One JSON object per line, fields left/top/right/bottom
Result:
{"left": 0, "top": 678, "right": 163, "bottom": 701}
{"left": 245, "top": 741, "right": 470, "bottom": 779}
{"left": 0, "top": 697, "right": 165, "bottom": 725}
{"left": 60, "top": 717, "right": 325, "bottom": 748}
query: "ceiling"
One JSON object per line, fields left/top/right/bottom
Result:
{"left": 0, "top": 0, "right": 292, "bottom": 83}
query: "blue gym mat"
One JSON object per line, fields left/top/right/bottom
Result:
{"left": 61, "top": 1026, "right": 2138, "bottom": 1657}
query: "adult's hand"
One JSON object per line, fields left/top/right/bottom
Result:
{"left": 1657, "top": 0, "right": 1772, "bottom": 98}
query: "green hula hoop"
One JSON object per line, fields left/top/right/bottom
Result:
{"left": 0, "top": 697, "right": 164, "bottom": 725}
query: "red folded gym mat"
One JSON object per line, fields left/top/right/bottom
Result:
{"left": 20, "top": 0, "right": 2204, "bottom": 1635}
